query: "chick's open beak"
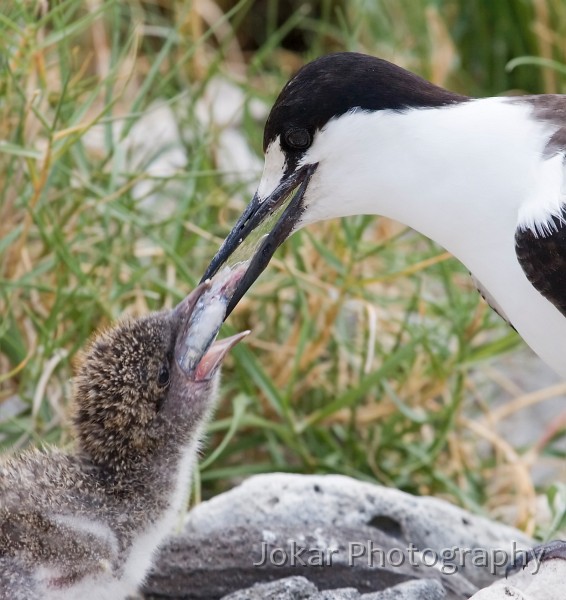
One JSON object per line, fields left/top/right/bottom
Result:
{"left": 201, "top": 163, "right": 318, "bottom": 317}
{"left": 174, "top": 269, "right": 249, "bottom": 381}
{"left": 194, "top": 331, "right": 249, "bottom": 381}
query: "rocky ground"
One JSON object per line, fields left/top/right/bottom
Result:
{"left": 141, "top": 473, "right": 564, "bottom": 600}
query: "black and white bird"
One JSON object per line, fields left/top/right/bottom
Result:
{"left": 202, "top": 51, "right": 566, "bottom": 569}
{"left": 203, "top": 51, "right": 566, "bottom": 380}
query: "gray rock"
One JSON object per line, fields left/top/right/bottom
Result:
{"left": 143, "top": 521, "right": 456, "bottom": 599}
{"left": 218, "top": 576, "right": 447, "bottom": 600}
{"left": 219, "top": 576, "right": 447, "bottom": 600}
{"left": 469, "top": 557, "right": 566, "bottom": 600}
{"left": 311, "top": 589, "right": 361, "bottom": 600}
{"left": 222, "top": 576, "right": 318, "bottom": 599}
{"left": 361, "top": 579, "right": 446, "bottom": 599}
{"left": 143, "top": 473, "right": 534, "bottom": 599}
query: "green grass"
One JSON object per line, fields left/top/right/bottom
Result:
{"left": 2, "top": 0, "right": 566, "bottom": 540}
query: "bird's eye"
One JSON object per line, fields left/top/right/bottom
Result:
{"left": 157, "top": 364, "right": 170, "bottom": 387}
{"left": 284, "top": 128, "right": 311, "bottom": 150}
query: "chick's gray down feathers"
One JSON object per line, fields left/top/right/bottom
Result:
{"left": 0, "top": 295, "right": 227, "bottom": 600}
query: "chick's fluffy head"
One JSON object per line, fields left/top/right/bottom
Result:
{"left": 72, "top": 311, "right": 178, "bottom": 469}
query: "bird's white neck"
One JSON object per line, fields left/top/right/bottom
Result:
{"left": 301, "top": 98, "right": 555, "bottom": 264}
{"left": 296, "top": 97, "right": 566, "bottom": 376}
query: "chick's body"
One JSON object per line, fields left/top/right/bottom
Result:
{"left": 0, "top": 284, "right": 243, "bottom": 599}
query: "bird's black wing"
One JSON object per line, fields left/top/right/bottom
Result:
{"left": 515, "top": 215, "right": 566, "bottom": 318}
{"left": 514, "top": 95, "right": 566, "bottom": 317}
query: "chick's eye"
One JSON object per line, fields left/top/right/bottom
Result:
{"left": 284, "top": 128, "right": 311, "bottom": 150}
{"left": 157, "top": 364, "right": 170, "bottom": 387}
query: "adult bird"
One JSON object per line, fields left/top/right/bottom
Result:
{"left": 203, "top": 51, "right": 566, "bottom": 382}
{"left": 202, "top": 51, "right": 566, "bottom": 570}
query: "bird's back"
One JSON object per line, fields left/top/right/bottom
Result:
{"left": 0, "top": 449, "right": 125, "bottom": 599}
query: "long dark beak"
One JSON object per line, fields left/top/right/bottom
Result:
{"left": 201, "top": 163, "right": 317, "bottom": 316}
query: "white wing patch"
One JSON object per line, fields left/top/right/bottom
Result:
{"left": 517, "top": 153, "right": 566, "bottom": 237}
{"left": 51, "top": 514, "right": 119, "bottom": 556}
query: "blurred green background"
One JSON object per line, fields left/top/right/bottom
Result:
{"left": 2, "top": 0, "right": 566, "bottom": 539}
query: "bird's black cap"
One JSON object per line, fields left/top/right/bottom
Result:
{"left": 264, "top": 52, "right": 467, "bottom": 153}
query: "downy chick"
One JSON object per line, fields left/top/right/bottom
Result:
{"left": 0, "top": 275, "right": 248, "bottom": 600}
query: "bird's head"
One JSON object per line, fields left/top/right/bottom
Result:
{"left": 203, "top": 52, "right": 466, "bottom": 314}
{"left": 72, "top": 276, "right": 248, "bottom": 473}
